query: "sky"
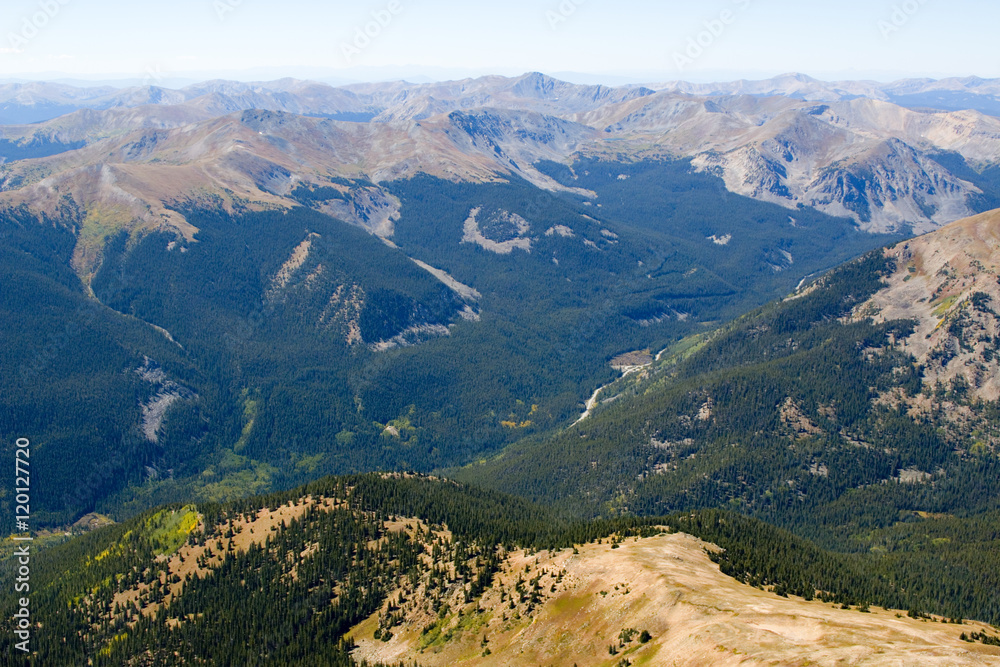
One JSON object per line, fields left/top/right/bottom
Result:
{"left": 0, "top": 0, "right": 997, "bottom": 85}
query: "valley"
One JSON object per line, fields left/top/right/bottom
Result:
{"left": 0, "top": 152, "right": 891, "bottom": 529}
{"left": 3, "top": 70, "right": 1000, "bottom": 665}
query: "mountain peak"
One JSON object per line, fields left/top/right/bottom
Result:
{"left": 774, "top": 72, "right": 820, "bottom": 82}
{"left": 509, "top": 71, "right": 563, "bottom": 96}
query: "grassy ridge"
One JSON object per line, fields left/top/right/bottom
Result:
{"left": 3, "top": 474, "right": 999, "bottom": 665}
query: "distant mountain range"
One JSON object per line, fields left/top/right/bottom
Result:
{"left": 7, "top": 72, "right": 1000, "bottom": 122}
{"left": 650, "top": 72, "right": 1000, "bottom": 113}
{"left": 3, "top": 72, "right": 1000, "bottom": 241}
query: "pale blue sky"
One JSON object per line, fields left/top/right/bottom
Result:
{"left": 0, "top": 0, "right": 995, "bottom": 84}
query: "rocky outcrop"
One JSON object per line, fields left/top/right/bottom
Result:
{"left": 852, "top": 208, "right": 1000, "bottom": 401}
{"left": 136, "top": 357, "right": 196, "bottom": 443}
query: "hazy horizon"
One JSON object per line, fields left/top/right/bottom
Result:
{"left": 0, "top": 67, "right": 993, "bottom": 91}
{"left": 1, "top": 0, "right": 995, "bottom": 85}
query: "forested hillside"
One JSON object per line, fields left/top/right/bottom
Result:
{"left": 2, "top": 475, "right": 998, "bottom": 665}
{"left": 0, "top": 160, "right": 891, "bottom": 533}
{"left": 455, "top": 212, "right": 1000, "bottom": 582}
{"left": 6, "top": 73, "right": 1000, "bottom": 663}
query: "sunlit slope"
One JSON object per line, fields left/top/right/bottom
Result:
{"left": 456, "top": 208, "right": 1000, "bottom": 555}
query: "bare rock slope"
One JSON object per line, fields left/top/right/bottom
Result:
{"left": 855, "top": 208, "right": 1000, "bottom": 402}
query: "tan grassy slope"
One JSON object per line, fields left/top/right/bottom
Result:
{"left": 350, "top": 531, "right": 1000, "bottom": 667}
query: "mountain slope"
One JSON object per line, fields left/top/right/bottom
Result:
{"left": 0, "top": 204, "right": 474, "bottom": 529}
{"left": 4, "top": 474, "right": 999, "bottom": 665}
{"left": 0, "top": 105, "right": 603, "bottom": 281}
{"left": 6, "top": 74, "right": 1000, "bottom": 236}
{"left": 1, "top": 109, "right": 895, "bottom": 530}
{"left": 455, "top": 208, "right": 1000, "bottom": 550}
{"left": 352, "top": 530, "right": 999, "bottom": 667}
{"left": 855, "top": 208, "right": 1000, "bottom": 400}
{"left": 579, "top": 93, "right": 1000, "bottom": 232}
